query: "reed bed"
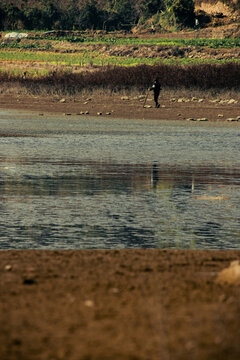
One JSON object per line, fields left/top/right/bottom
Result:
{"left": 1, "top": 63, "right": 240, "bottom": 96}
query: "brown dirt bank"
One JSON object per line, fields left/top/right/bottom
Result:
{"left": 0, "top": 92, "right": 240, "bottom": 123}
{"left": 0, "top": 250, "right": 240, "bottom": 360}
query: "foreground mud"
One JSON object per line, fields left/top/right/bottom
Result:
{"left": 0, "top": 250, "right": 240, "bottom": 360}
{"left": 0, "top": 93, "right": 240, "bottom": 123}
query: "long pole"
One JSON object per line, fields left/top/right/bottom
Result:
{"left": 143, "top": 88, "right": 150, "bottom": 108}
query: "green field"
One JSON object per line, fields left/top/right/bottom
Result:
{"left": 1, "top": 36, "right": 240, "bottom": 77}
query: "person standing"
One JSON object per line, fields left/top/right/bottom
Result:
{"left": 150, "top": 78, "right": 161, "bottom": 108}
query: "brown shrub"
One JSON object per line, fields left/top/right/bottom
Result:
{"left": 1, "top": 64, "right": 240, "bottom": 95}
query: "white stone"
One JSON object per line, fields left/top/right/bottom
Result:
{"left": 5, "top": 32, "right": 28, "bottom": 39}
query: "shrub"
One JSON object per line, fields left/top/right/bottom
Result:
{"left": 172, "top": 0, "right": 195, "bottom": 28}
{"left": 1, "top": 64, "right": 240, "bottom": 94}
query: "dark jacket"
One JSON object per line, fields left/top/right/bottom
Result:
{"left": 150, "top": 80, "right": 161, "bottom": 95}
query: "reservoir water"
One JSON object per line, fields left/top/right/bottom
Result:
{"left": 0, "top": 110, "right": 239, "bottom": 249}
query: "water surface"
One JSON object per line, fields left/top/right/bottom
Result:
{"left": 0, "top": 111, "right": 239, "bottom": 249}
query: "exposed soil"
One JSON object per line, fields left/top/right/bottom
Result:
{"left": 0, "top": 92, "right": 240, "bottom": 123}
{"left": 0, "top": 250, "right": 240, "bottom": 360}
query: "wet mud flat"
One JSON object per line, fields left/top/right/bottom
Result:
{"left": 1, "top": 250, "right": 240, "bottom": 360}
{"left": 1, "top": 93, "right": 240, "bottom": 122}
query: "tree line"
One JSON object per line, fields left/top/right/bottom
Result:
{"left": 0, "top": 0, "right": 195, "bottom": 31}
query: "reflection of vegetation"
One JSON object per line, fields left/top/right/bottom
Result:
{"left": 1, "top": 160, "right": 239, "bottom": 249}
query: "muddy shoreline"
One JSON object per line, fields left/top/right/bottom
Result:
{"left": 0, "top": 93, "right": 240, "bottom": 123}
{"left": 1, "top": 250, "right": 240, "bottom": 360}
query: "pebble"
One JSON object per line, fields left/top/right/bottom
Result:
{"left": 23, "top": 277, "right": 36, "bottom": 285}
{"left": 218, "top": 114, "right": 224, "bottom": 117}
{"left": 106, "top": 112, "right": 111, "bottom": 115}
{"left": 85, "top": 111, "right": 89, "bottom": 115}
{"left": 64, "top": 113, "right": 71, "bottom": 116}
{"left": 121, "top": 96, "right": 130, "bottom": 101}
{"left": 227, "top": 117, "right": 238, "bottom": 122}
{"left": 186, "top": 118, "right": 195, "bottom": 121}
{"left": 197, "top": 118, "right": 208, "bottom": 121}
{"left": 59, "top": 98, "right": 66, "bottom": 103}
{"left": 97, "top": 112, "right": 102, "bottom": 116}
{"left": 83, "top": 101, "right": 88, "bottom": 105}
{"left": 216, "top": 260, "right": 240, "bottom": 285}
{"left": 228, "top": 99, "right": 237, "bottom": 104}
{"left": 84, "top": 300, "right": 94, "bottom": 307}
{"left": 4, "top": 265, "right": 12, "bottom": 271}
{"left": 144, "top": 105, "right": 152, "bottom": 108}
{"left": 110, "top": 287, "right": 119, "bottom": 294}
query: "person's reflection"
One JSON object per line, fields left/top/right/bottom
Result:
{"left": 152, "top": 163, "right": 159, "bottom": 191}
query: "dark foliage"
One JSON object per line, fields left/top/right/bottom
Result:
{"left": 0, "top": 0, "right": 198, "bottom": 31}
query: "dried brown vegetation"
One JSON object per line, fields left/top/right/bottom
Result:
{"left": 1, "top": 63, "right": 240, "bottom": 96}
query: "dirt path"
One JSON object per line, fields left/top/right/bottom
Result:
{"left": 1, "top": 250, "right": 240, "bottom": 360}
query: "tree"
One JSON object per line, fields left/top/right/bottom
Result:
{"left": 1, "top": 3, "right": 22, "bottom": 29}
{"left": 0, "top": 5, "right": 5, "bottom": 30}
{"left": 172, "top": 0, "right": 195, "bottom": 27}
{"left": 142, "top": 0, "right": 164, "bottom": 17}
{"left": 78, "top": 0, "right": 103, "bottom": 29}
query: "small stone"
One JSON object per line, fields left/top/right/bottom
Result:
{"left": 218, "top": 114, "right": 224, "bottom": 117}
{"left": 236, "top": 116, "right": 240, "bottom": 120}
{"left": 23, "top": 277, "right": 36, "bottom": 285}
{"left": 86, "top": 98, "right": 92, "bottom": 101}
{"left": 197, "top": 118, "right": 208, "bottom": 121}
{"left": 85, "top": 111, "right": 89, "bottom": 115}
{"left": 170, "top": 98, "right": 176, "bottom": 102}
{"left": 106, "top": 112, "right": 111, "bottom": 115}
{"left": 110, "top": 288, "right": 119, "bottom": 294}
{"left": 177, "top": 98, "right": 184, "bottom": 103}
{"left": 144, "top": 105, "right": 152, "bottom": 108}
{"left": 97, "top": 112, "right": 102, "bottom": 116}
{"left": 4, "top": 265, "right": 12, "bottom": 271}
{"left": 59, "top": 98, "right": 66, "bottom": 103}
{"left": 121, "top": 96, "right": 129, "bottom": 101}
{"left": 186, "top": 118, "right": 195, "bottom": 121}
{"left": 228, "top": 99, "right": 237, "bottom": 105}
{"left": 84, "top": 300, "right": 94, "bottom": 307}
{"left": 216, "top": 260, "right": 240, "bottom": 285}
{"left": 226, "top": 118, "right": 237, "bottom": 122}
{"left": 198, "top": 99, "right": 204, "bottom": 103}
{"left": 191, "top": 97, "right": 197, "bottom": 101}
{"left": 64, "top": 113, "right": 71, "bottom": 116}
{"left": 161, "top": 105, "right": 166, "bottom": 108}
{"left": 83, "top": 101, "right": 88, "bottom": 105}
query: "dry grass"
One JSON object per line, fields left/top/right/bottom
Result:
{"left": 1, "top": 64, "right": 240, "bottom": 97}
